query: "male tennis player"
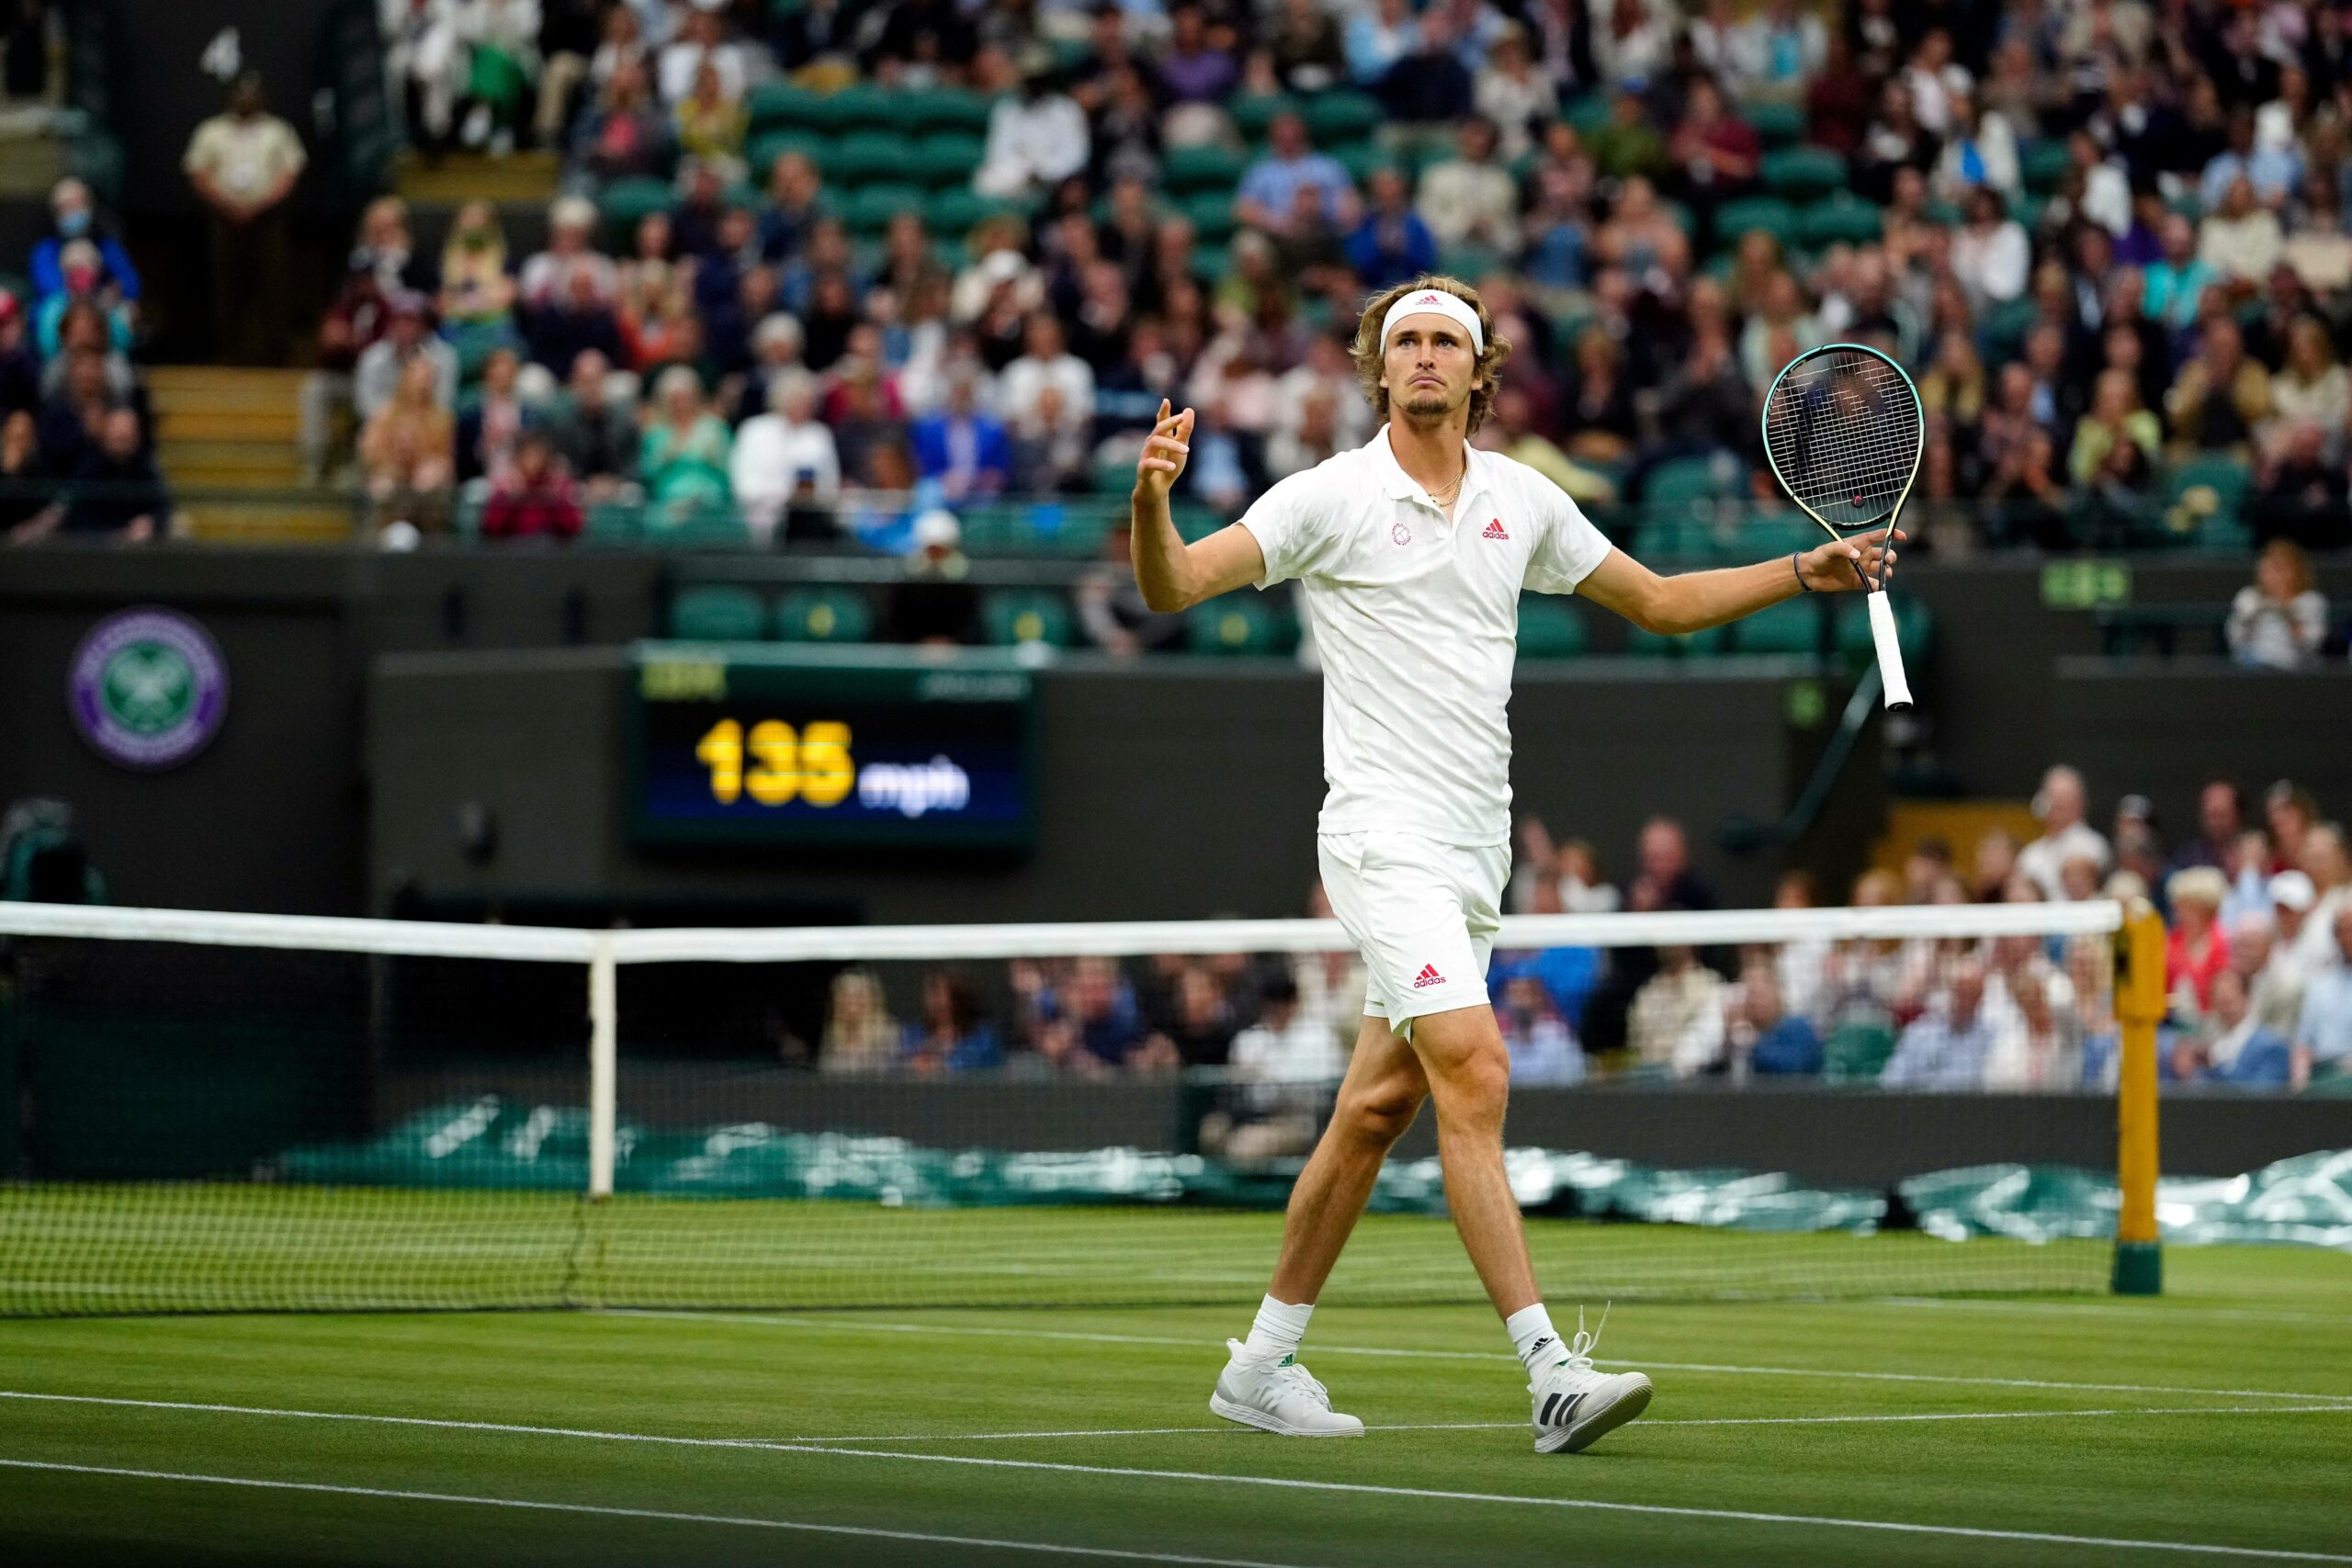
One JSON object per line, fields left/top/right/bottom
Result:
{"left": 1128, "top": 276, "right": 1898, "bottom": 1454}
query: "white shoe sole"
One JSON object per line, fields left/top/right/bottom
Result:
{"left": 1209, "top": 1392, "right": 1364, "bottom": 1437}
{"left": 1534, "top": 1373, "right": 1654, "bottom": 1454}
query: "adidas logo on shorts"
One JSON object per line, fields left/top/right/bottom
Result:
{"left": 1412, "top": 964, "right": 1445, "bottom": 988}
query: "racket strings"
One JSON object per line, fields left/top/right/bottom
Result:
{"left": 1765, "top": 351, "right": 1923, "bottom": 529}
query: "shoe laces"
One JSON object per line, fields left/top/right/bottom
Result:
{"left": 1265, "top": 1358, "right": 1332, "bottom": 1408}
{"left": 1560, "top": 1303, "right": 1611, "bottom": 1373}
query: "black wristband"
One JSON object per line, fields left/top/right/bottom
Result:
{"left": 1792, "top": 552, "right": 1812, "bottom": 592}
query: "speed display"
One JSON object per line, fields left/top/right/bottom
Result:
{"left": 626, "top": 644, "right": 1036, "bottom": 850}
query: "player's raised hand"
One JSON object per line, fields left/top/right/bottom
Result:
{"left": 1135, "top": 400, "right": 1194, "bottom": 500}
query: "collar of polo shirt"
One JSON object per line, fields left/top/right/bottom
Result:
{"left": 1369, "top": 423, "right": 1487, "bottom": 506}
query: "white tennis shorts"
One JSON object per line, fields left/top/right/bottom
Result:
{"left": 1317, "top": 830, "right": 1509, "bottom": 1035}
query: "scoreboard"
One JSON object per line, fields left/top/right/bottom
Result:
{"left": 626, "top": 644, "right": 1036, "bottom": 851}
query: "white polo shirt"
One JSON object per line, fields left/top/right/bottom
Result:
{"left": 1240, "top": 424, "right": 1615, "bottom": 847}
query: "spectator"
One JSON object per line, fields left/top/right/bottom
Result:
{"left": 1077, "top": 523, "right": 1187, "bottom": 657}
{"left": 0, "top": 409, "right": 44, "bottom": 539}
{"left": 2290, "top": 905, "right": 2352, "bottom": 1089}
{"left": 2165, "top": 317, "right": 2271, "bottom": 457}
{"left": 1157, "top": 4, "right": 1240, "bottom": 124}
{"left": 2166, "top": 867, "right": 2234, "bottom": 1016}
{"left": 673, "top": 59, "right": 748, "bottom": 177}
{"left": 32, "top": 240, "right": 132, "bottom": 363}
{"left": 638, "top": 366, "right": 733, "bottom": 531}
{"left": 902, "top": 970, "right": 1002, "bottom": 1075}
{"left": 29, "top": 406, "right": 160, "bottom": 543}
{"left": 568, "top": 58, "right": 670, "bottom": 186}
{"left": 729, "top": 368, "right": 840, "bottom": 544}
{"left": 1883, "top": 961, "right": 1997, "bottom": 1089}
{"left": 0, "top": 290, "right": 38, "bottom": 423}
{"left": 1727, "top": 953, "right": 1822, "bottom": 1076}
{"left": 1037, "top": 955, "right": 1168, "bottom": 1074}
{"left": 1667, "top": 77, "right": 1762, "bottom": 238}
{"left": 2199, "top": 106, "right": 2300, "bottom": 212}
{"left": 2199, "top": 174, "right": 2284, "bottom": 285}
{"left": 456, "top": 346, "right": 531, "bottom": 486}
{"left": 910, "top": 366, "right": 1011, "bottom": 503}
{"left": 29, "top": 177, "right": 139, "bottom": 310}
{"left": 2266, "top": 317, "right": 2348, "bottom": 437}
{"left": 438, "top": 200, "right": 518, "bottom": 334}
{"left": 2017, "top": 767, "right": 2111, "bottom": 900}
{"left": 2297, "top": 825, "right": 2352, "bottom": 974}
{"left": 1346, "top": 167, "right": 1440, "bottom": 289}
{"left": 520, "top": 197, "right": 618, "bottom": 315}
{"left": 358, "top": 355, "right": 456, "bottom": 536}
{"left": 1951, "top": 186, "right": 2031, "bottom": 308}
{"left": 2173, "top": 968, "right": 2293, "bottom": 1087}
{"left": 1498, "top": 973, "right": 1586, "bottom": 1085}
{"left": 1627, "top": 944, "right": 1725, "bottom": 1076}
{"left": 975, "top": 68, "right": 1090, "bottom": 202}
{"left": 2175, "top": 782, "right": 2246, "bottom": 874}
{"left": 1417, "top": 117, "right": 1517, "bottom": 253}
{"left": 481, "top": 428, "right": 582, "bottom": 540}
{"left": 2143, "top": 214, "right": 2214, "bottom": 339}
{"left": 819, "top": 970, "right": 898, "bottom": 1076}
{"left": 455, "top": 0, "right": 540, "bottom": 153}
{"left": 183, "top": 72, "right": 305, "bottom": 364}
{"left": 1733, "top": 0, "right": 1826, "bottom": 100}
{"left": 2066, "top": 368, "right": 2159, "bottom": 490}
{"left": 1375, "top": 9, "right": 1476, "bottom": 129}
{"left": 1588, "top": 87, "right": 1668, "bottom": 181}
{"left": 1001, "top": 313, "right": 1093, "bottom": 443}
{"left": 656, "top": 2, "right": 749, "bottom": 106}
{"left": 544, "top": 348, "right": 638, "bottom": 501}
{"left": 1474, "top": 25, "right": 1558, "bottom": 161}
{"left": 1931, "top": 89, "right": 2018, "bottom": 200}
{"left": 525, "top": 260, "right": 628, "bottom": 384}
{"left": 34, "top": 347, "right": 116, "bottom": 480}
{"left": 733, "top": 312, "right": 807, "bottom": 423}
{"left": 2227, "top": 539, "right": 2329, "bottom": 670}
{"left": 1236, "top": 112, "right": 1358, "bottom": 242}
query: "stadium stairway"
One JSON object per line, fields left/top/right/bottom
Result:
{"left": 148, "top": 367, "right": 353, "bottom": 543}
{"left": 392, "top": 150, "right": 560, "bottom": 206}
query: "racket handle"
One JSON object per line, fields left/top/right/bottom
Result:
{"left": 1867, "top": 591, "right": 1915, "bottom": 711}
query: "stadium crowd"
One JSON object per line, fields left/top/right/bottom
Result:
{"left": 810, "top": 765, "right": 2352, "bottom": 1099}
{"left": 283, "top": 0, "right": 2352, "bottom": 568}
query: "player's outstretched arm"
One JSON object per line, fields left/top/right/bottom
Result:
{"left": 1131, "top": 399, "right": 1267, "bottom": 613}
{"left": 1576, "top": 530, "right": 1901, "bottom": 636}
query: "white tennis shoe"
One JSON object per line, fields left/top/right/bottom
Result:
{"left": 1529, "top": 1308, "right": 1653, "bottom": 1454}
{"left": 1210, "top": 1339, "right": 1365, "bottom": 1437}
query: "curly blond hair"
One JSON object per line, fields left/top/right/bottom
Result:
{"left": 1348, "top": 276, "right": 1514, "bottom": 434}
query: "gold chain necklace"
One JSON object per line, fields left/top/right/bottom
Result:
{"left": 1428, "top": 464, "right": 1467, "bottom": 506}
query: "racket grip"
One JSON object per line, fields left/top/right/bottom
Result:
{"left": 1867, "top": 591, "right": 1914, "bottom": 710}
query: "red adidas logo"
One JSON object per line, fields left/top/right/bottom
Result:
{"left": 1412, "top": 964, "right": 1446, "bottom": 988}
{"left": 1483, "top": 518, "right": 1510, "bottom": 540}
{"left": 1417, "top": 292, "right": 1442, "bottom": 304}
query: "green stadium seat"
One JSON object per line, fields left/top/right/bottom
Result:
{"left": 983, "top": 588, "right": 1076, "bottom": 649}
{"left": 1978, "top": 295, "right": 2041, "bottom": 357}
{"left": 1182, "top": 190, "right": 1238, "bottom": 243}
{"left": 1800, "top": 191, "right": 1883, "bottom": 247}
{"left": 2018, "top": 139, "right": 2071, "bottom": 195}
{"left": 640, "top": 502, "right": 752, "bottom": 548}
{"left": 2163, "top": 455, "right": 2254, "bottom": 537}
{"left": 1823, "top": 1020, "right": 1896, "bottom": 1082}
{"left": 1189, "top": 595, "right": 1295, "bottom": 655}
{"left": 1761, "top": 145, "right": 1845, "bottom": 201}
{"left": 1714, "top": 196, "right": 1801, "bottom": 249}
{"left": 775, "top": 587, "right": 874, "bottom": 643}
{"left": 1516, "top": 596, "right": 1589, "bottom": 659}
{"left": 1332, "top": 142, "right": 1396, "bottom": 187}
{"left": 1189, "top": 243, "right": 1231, "bottom": 283}
{"left": 1163, "top": 144, "right": 1250, "bottom": 194}
{"left": 900, "top": 87, "right": 995, "bottom": 134}
{"left": 1626, "top": 624, "right": 1730, "bottom": 657}
{"left": 808, "top": 85, "right": 898, "bottom": 132}
{"left": 842, "top": 183, "right": 927, "bottom": 234}
{"left": 1563, "top": 95, "right": 1611, "bottom": 135}
{"left": 1227, "top": 95, "right": 1298, "bottom": 140}
{"left": 1644, "top": 454, "right": 1743, "bottom": 509}
{"left": 451, "top": 490, "right": 486, "bottom": 542}
{"left": 670, "top": 584, "right": 768, "bottom": 641}
{"left": 910, "top": 133, "right": 986, "bottom": 189}
{"left": 747, "top": 130, "right": 829, "bottom": 184}
{"left": 1731, "top": 596, "right": 1824, "bottom": 656}
{"left": 1744, "top": 100, "right": 1804, "bottom": 149}
{"left": 597, "top": 175, "right": 673, "bottom": 241}
{"left": 824, "top": 131, "right": 915, "bottom": 183}
{"left": 746, "top": 83, "right": 827, "bottom": 133}
{"left": 582, "top": 499, "right": 642, "bottom": 543}
{"left": 925, "top": 188, "right": 1022, "bottom": 236}
{"left": 1835, "top": 595, "right": 1933, "bottom": 665}
{"left": 1301, "top": 90, "right": 1381, "bottom": 142}
{"left": 1170, "top": 502, "right": 1224, "bottom": 542}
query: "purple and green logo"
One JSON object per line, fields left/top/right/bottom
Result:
{"left": 68, "top": 608, "right": 230, "bottom": 771}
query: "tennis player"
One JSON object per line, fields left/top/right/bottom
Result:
{"left": 1128, "top": 276, "right": 1898, "bottom": 1454}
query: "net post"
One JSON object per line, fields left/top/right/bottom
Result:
{"left": 587, "top": 936, "right": 617, "bottom": 1201}
{"left": 2110, "top": 897, "right": 2165, "bottom": 1296}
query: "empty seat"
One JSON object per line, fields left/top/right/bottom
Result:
{"left": 775, "top": 587, "right": 874, "bottom": 643}
{"left": 983, "top": 588, "right": 1076, "bottom": 649}
{"left": 669, "top": 584, "right": 768, "bottom": 641}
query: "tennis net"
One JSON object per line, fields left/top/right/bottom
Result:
{"left": 0, "top": 897, "right": 2133, "bottom": 1315}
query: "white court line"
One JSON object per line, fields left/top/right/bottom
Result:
{"left": 10, "top": 1393, "right": 2350, "bottom": 1562}
{"left": 11, "top": 1392, "right": 2348, "bottom": 1451}
{"left": 606, "top": 1311, "right": 2352, "bottom": 1405}
{"left": 1881, "top": 1297, "right": 2352, "bottom": 1327}
{"left": 0, "top": 1458, "right": 1315, "bottom": 1568}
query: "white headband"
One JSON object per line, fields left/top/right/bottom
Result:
{"left": 1379, "top": 288, "right": 1484, "bottom": 354}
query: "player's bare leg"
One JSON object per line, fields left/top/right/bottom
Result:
{"left": 1411, "top": 1002, "right": 1653, "bottom": 1453}
{"left": 1211, "top": 1016, "right": 1422, "bottom": 1436}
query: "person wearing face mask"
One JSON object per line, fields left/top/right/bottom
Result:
{"left": 33, "top": 239, "right": 134, "bottom": 362}
{"left": 29, "top": 178, "right": 138, "bottom": 311}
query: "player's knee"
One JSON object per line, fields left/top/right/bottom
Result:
{"left": 1336, "top": 1081, "right": 1422, "bottom": 1148}
{"left": 1431, "top": 1046, "right": 1511, "bottom": 1126}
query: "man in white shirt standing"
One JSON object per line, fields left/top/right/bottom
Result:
{"left": 2016, "top": 765, "right": 2112, "bottom": 901}
{"left": 1126, "top": 274, "right": 1898, "bottom": 1455}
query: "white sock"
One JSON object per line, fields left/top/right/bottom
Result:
{"left": 1506, "top": 1303, "right": 1563, "bottom": 1376}
{"left": 1240, "top": 1294, "right": 1314, "bottom": 1362}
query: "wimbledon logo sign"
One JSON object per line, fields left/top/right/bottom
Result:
{"left": 68, "top": 607, "right": 230, "bottom": 771}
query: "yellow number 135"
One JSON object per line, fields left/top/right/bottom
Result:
{"left": 695, "top": 719, "right": 854, "bottom": 807}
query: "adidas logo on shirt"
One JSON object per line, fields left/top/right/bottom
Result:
{"left": 1483, "top": 518, "right": 1510, "bottom": 540}
{"left": 1412, "top": 964, "right": 1446, "bottom": 988}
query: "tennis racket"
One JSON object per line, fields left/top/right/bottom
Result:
{"left": 1760, "top": 343, "right": 1922, "bottom": 711}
